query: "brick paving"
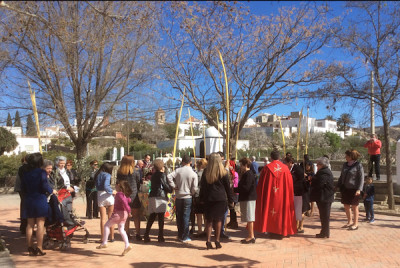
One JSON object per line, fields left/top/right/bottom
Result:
{"left": 0, "top": 193, "right": 399, "bottom": 268}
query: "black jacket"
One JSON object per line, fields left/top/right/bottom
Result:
{"left": 199, "top": 171, "right": 234, "bottom": 204}
{"left": 235, "top": 170, "right": 256, "bottom": 202}
{"left": 310, "top": 167, "right": 334, "bottom": 203}
{"left": 291, "top": 164, "right": 305, "bottom": 196}
{"left": 149, "top": 171, "right": 172, "bottom": 199}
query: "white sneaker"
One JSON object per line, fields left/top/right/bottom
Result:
{"left": 122, "top": 246, "right": 132, "bottom": 256}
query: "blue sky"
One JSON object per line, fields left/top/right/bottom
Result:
{"left": 1, "top": 1, "right": 397, "bottom": 129}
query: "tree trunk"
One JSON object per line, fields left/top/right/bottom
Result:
{"left": 230, "top": 137, "right": 237, "bottom": 160}
{"left": 75, "top": 140, "right": 88, "bottom": 160}
{"left": 381, "top": 110, "right": 394, "bottom": 209}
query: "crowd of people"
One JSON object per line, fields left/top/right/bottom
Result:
{"left": 15, "top": 139, "right": 379, "bottom": 256}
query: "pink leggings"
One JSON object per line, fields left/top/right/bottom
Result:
{"left": 102, "top": 210, "right": 129, "bottom": 248}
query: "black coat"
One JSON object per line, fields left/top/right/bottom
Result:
{"left": 235, "top": 170, "right": 256, "bottom": 202}
{"left": 291, "top": 164, "right": 305, "bottom": 196}
{"left": 199, "top": 171, "right": 234, "bottom": 204}
{"left": 310, "top": 167, "right": 334, "bottom": 203}
{"left": 149, "top": 171, "right": 173, "bottom": 199}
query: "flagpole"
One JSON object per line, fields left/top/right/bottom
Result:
{"left": 173, "top": 87, "right": 185, "bottom": 170}
{"left": 28, "top": 81, "right": 43, "bottom": 154}
{"left": 296, "top": 109, "right": 303, "bottom": 162}
{"left": 305, "top": 107, "right": 309, "bottom": 155}
{"left": 218, "top": 49, "right": 230, "bottom": 160}
{"left": 278, "top": 116, "right": 286, "bottom": 156}
{"left": 202, "top": 114, "right": 206, "bottom": 158}
{"left": 235, "top": 106, "right": 243, "bottom": 160}
{"left": 188, "top": 108, "right": 196, "bottom": 163}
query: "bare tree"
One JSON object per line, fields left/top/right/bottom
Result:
{"left": 153, "top": 2, "right": 336, "bottom": 157}
{"left": 0, "top": 1, "right": 155, "bottom": 158}
{"left": 316, "top": 2, "right": 400, "bottom": 209}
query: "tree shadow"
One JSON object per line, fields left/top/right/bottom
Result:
{"left": 129, "top": 253, "right": 261, "bottom": 268}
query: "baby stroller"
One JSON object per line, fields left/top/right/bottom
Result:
{"left": 43, "top": 189, "right": 89, "bottom": 250}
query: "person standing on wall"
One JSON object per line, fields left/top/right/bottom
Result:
{"left": 363, "top": 134, "right": 382, "bottom": 180}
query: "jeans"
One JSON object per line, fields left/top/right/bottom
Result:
{"left": 316, "top": 201, "right": 332, "bottom": 237}
{"left": 364, "top": 200, "right": 374, "bottom": 220}
{"left": 221, "top": 208, "right": 229, "bottom": 234}
{"left": 176, "top": 198, "right": 192, "bottom": 240}
{"left": 369, "top": 154, "right": 381, "bottom": 180}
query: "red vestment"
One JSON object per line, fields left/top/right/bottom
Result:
{"left": 254, "top": 160, "right": 297, "bottom": 236}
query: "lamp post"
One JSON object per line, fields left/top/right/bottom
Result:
{"left": 370, "top": 70, "right": 375, "bottom": 135}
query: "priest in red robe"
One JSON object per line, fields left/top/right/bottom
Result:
{"left": 255, "top": 150, "right": 297, "bottom": 238}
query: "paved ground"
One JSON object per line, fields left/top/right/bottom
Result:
{"left": 1, "top": 193, "right": 400, "bottom": 268}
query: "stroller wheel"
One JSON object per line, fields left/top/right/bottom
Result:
{"left": 60, "top": 242, "right": 70, "bottom": 251}
{"left": 43, "top": 239, "right": 49, "bottom": 250}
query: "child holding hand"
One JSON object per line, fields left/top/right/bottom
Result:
{"left": 97, "top": 180, "right": 133, "bottom": 256}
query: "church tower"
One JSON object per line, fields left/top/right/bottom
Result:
{"left": 155, "top": 108, "right": 165, "bottom": 126}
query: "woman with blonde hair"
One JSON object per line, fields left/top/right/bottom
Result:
{"left": 337, "top": 149, "right": 364, "bottom": 230}
{"left": 117, "top": 155, "right": 142, "bottom": 240}
{"left": 199, "top": 153, "right": 234, "bottom": 250}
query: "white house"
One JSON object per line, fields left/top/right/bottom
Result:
{"left": 156, "top": 127, "right": 249, "bottom": 157}
{"left": 3, "top": 126, "right": 23, "bottom": 137}
{"left": 242, "top": 112, "right": 351, "bottom": 138}
{"left": 4, "top": 137, "right": 40, "bottom": 156}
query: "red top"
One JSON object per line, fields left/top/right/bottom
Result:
{"left": 254, "top": 160, "right": 297, "bottom": 236}
{"left": 364, "top": 139, "right": 382, "bottom": 155}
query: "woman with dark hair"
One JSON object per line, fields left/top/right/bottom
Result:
{"left": 235, "top": 157, "right": 257, "bottom": 244}
{"left": 117, "top": 155, "right": 142, "bottom": 241}
{"left": 95, "top": 162, "right": 117, "bottom": 242}
{"left": 21, "top": 153, "right": 57, "bottom": 256}
{"left": 199, "top": 153, "right": 234, "bottom": 250}
{"left": 337, "top": 149, "right": 364, "bottom": 230}
{"left": 66, "top": 159, "right": 80, "bottom": 193}
{"left": 143, "top": 159, "right": 172, "bottom": 243}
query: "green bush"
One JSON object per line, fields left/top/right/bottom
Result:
{"left": 324, "top": 132, "right": 342, "bottom": 151}
{"left": 0, "top": 151, "right": 76, "bottom": 179}
{"left": 0, "top": 154, "right": 25, "bottom": 178}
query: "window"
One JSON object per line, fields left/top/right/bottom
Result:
{"left": 25, "top": 145, "right": 34, "bottom": 152}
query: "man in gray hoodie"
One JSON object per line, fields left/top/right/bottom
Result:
{"left": 167, "top": 155, "right": 198, "bottom": 242}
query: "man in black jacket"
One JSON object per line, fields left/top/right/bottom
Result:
{"left": 310, "top": 157, "right": 334, "bottom": 238}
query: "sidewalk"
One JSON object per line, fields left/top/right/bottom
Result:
{"left": 1, "top": 193, "right": 399, "bottom": 268}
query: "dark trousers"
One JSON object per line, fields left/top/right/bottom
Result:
{"left": 85, "top": 190, "right": 98, "bottom": 218}
{"left": 145, "top": 212, "right": 164, "bottom": 237}
{"left": 316, "top": 201, "right": 332, "bottom": 237}
{"left": 364, "top": 200, "right": 374, "bottom": 220}
{"left": 176, "top": 198, "right": 192, "bottom": 240}
{"left": 368, "top": 154, "right": 381, "bottom": 180}
{"left": 229, "top": 207, "right": 237, "bottom": 224}
{"left": 18, "top": 192, "right": 27, "bottom": 234}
